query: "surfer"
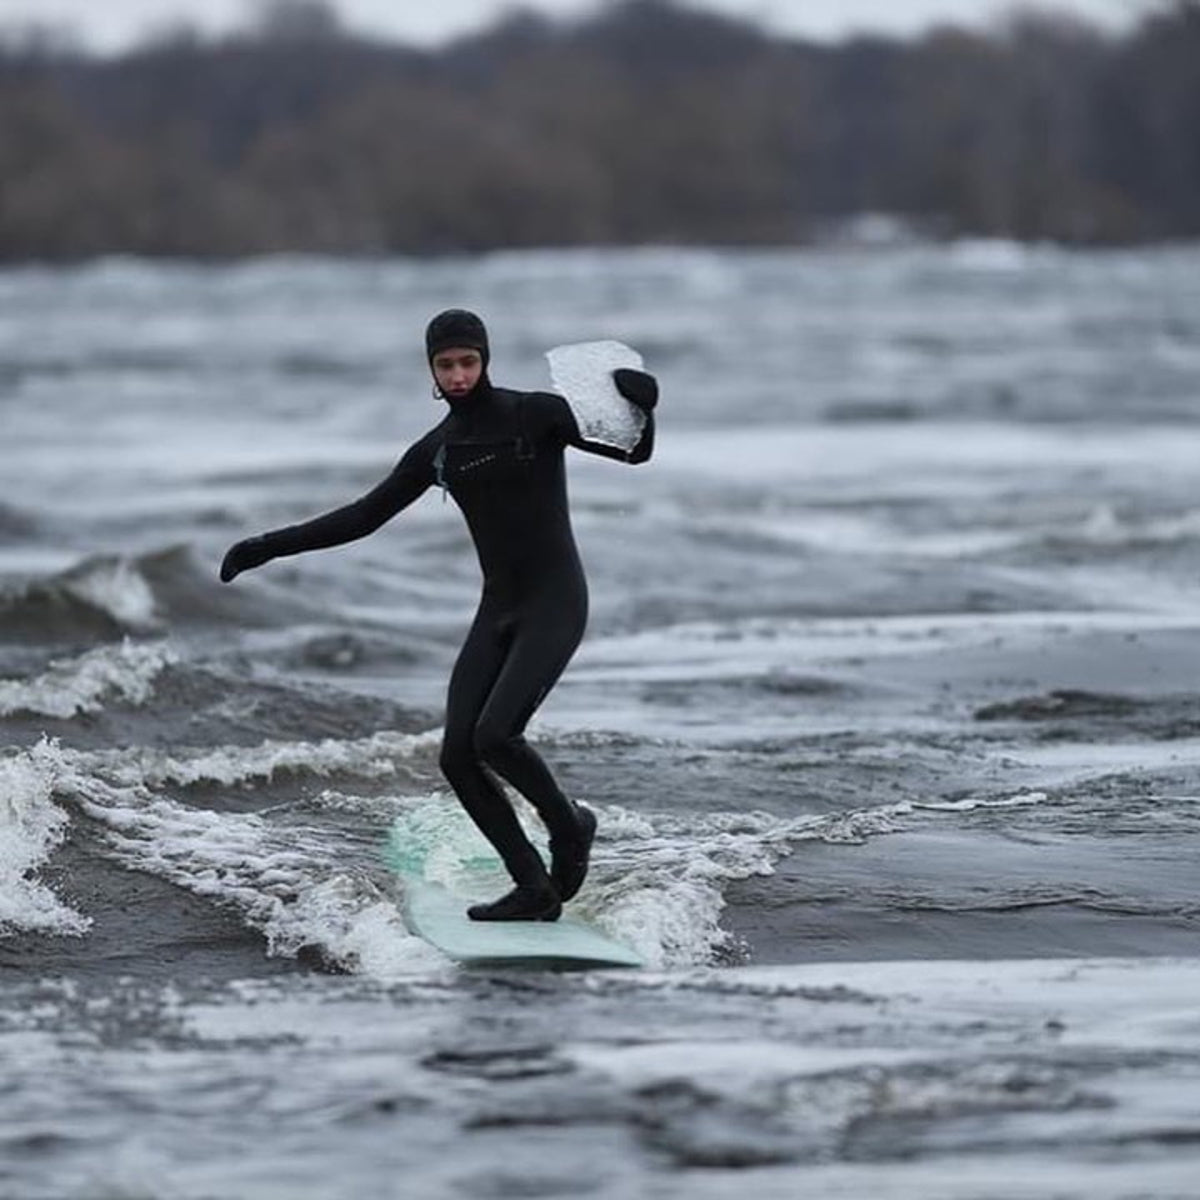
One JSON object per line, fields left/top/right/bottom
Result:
{"left": 219, "top": 309, "right": 657, "bottom": 922}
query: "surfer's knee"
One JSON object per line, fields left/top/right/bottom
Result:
{"left": 473, "top": 719, "right": 521, "bottom": 768}
{"left": 439, "top": 734, "right": 476, "bottom": 779}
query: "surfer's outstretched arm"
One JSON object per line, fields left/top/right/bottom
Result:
{"left": 219, "top": 429, "right": 440, "bottom": 582}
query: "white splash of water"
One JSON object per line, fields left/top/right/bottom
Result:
{"left": 0, "top": 640, "right": 176, "bottom": 719}
{"left": 0, "top": 740, "right": 90, "bottom": 936}
{"left": 63, "top": 557, "right": 161, "bottom": 631}
{"left": 57, "top": 759, "right": 446, "bottom": 978}
{"left": 79, "top": 728, "right": 441, "bottom": 789}
{"left": 546, "top": 339, "right": 647, "bottom": 451}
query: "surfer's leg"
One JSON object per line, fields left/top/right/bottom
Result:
{"left": 439, "top": 609, "right": 554, "bottom": 900}
{"left": 472, "top": 596, "right": 596, "bottom": 899}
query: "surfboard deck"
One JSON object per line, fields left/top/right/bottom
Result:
{"left": 402, "top": 877, "right": 643, "bottom": 970}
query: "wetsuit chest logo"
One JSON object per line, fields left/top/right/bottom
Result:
{"left": 437, "top": 438, "right": 534, "bottom": 494}
{"left": 460, "top": 451, "right": 500, "bottom": 473}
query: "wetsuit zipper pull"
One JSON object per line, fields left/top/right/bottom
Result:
{"left": 433, "top": 443, "right": 447, "bottom": 502}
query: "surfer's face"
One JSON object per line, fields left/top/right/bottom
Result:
{"left": 433, "top": 348, "right": 483, "bottom": 399}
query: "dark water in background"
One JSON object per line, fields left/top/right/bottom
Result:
{"left": 3, "top": 244, "right": 1200, "bottom": 1197}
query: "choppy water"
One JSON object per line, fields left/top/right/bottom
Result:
{"left": 3, "top": 244, "right": 1200, "bottom": 1197}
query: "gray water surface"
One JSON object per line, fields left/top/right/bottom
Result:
{"left": 3, "top": 244, "right": 1200, "bottom": 1197}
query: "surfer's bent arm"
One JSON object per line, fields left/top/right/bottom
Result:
{"left": 219, "top": 432, "right": 437, "bottom": 581}
{"left": 532, "top": 368, "right": 658, "bottom": 464}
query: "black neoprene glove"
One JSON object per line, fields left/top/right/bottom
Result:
{"left": 613, "top": 368, "right": 658, "bottom": 412}
{"left": 219, "top": 534, "right": 274, "bottom": 583}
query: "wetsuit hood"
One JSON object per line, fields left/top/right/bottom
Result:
{"left": 426, "top": 308, "right": 492, "bottom": 406}
{"left": 426, "top": 309, "right": 490, "bottom": 369}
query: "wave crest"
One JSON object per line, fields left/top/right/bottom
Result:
{"left": 0, "top": 555, "right": 162, "bottom": 643}
{"left": 0, "top": 640, "right": 175, "bottom": 719}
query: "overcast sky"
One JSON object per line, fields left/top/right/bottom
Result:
{"left": 0, "top": 0, "right": 1156, "bottom": 52}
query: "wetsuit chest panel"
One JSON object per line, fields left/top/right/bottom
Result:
{"left": 441, "top": 438, "right": 533, "bottom": 494}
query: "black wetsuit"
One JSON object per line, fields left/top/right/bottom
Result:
{"left": 233, "top": 379, "right": 654, "bottom": 886}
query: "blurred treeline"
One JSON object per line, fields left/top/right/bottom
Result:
{"left": 1, "top": 0, "right": 1198, "bottom": 259}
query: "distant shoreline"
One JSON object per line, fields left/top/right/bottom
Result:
{"left": 2, "top": 1, "right": 1196, "bottom": 259}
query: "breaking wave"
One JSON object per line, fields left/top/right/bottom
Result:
{"left": 0, "top": 544, "right": 323, "bottom": 646}
{"left": 0, "top": 640, "right": 176, "bottom": 719}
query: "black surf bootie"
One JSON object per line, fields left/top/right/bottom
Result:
{"left": 550, "top": 804, "right": 597, "bottom": 903}
{"left": 467, "top": 881, "right": 562, "bottom": 923}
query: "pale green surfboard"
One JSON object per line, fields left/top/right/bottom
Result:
{"left": 385, "top": 805, "right": 642, "bottom": 970}
{"left": 402, "top": 876, "right": 643, "bottom": 970}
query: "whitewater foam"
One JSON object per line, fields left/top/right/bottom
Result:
{"left": 78, "top": 728, "right": 441, "bottom": 789}
{"left": 0, "top": 741, "right": 90, "bottom": 936}
{"left": 58, "top": 761, "right": 445, "bottom": 977}
{"left": 0, "top": 640, "right": 176, "bottom": 719}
